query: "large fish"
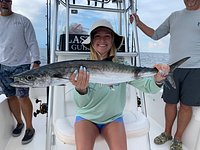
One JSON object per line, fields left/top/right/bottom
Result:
{"left": 10, "top": 57, "right": 190, "bottom": 88}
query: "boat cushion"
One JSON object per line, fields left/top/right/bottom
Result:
{"left": 54, "top": 111, "right": 149, "bottom": 144}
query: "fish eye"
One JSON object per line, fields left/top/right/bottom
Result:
{"left": 25, "top": 75, "right": 35, "bottom": 81}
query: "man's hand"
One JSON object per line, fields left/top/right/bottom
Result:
{"left": 154, "top": 64, "right": 170, "bottom": 84}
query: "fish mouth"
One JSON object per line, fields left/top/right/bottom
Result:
{"left": 10, "top": 81, "right": 31, "bottom": 88}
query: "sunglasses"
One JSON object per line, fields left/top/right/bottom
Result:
{"left": 0, "top": 0, "right": 12, "bottom": 2}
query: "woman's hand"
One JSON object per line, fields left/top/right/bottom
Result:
{"left": 69, "top": 66, "right": 90, "bottom": 94}
{"left": 154, "top": 64, "right": 170, "bottom": 85}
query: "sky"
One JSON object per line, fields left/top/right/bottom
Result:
{"left": 12, "top": 0, "right": 47, "bottom": 48}
{"left": 12, "top": 0, "right": 185, "bottom": 53}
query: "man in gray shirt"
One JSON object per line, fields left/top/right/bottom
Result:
{"left": 0, "top": 0, "right": 40, "bottom": 145}
{"left": 130, "top": 0, "right": 200, "bottom": 150}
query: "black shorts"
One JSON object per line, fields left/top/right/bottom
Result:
{"left": 162, "top": 68, "right": 200, "bottom": 106}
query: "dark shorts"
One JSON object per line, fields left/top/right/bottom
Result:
{"left": 162, "top": 68, "right": 200, "bottom": 106}
{"left": 0, "top": 64, "right": 31, "bottom": 97}
{"left": 75, "top": 116, "right": 124, "bottom": 132}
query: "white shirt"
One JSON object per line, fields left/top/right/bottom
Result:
{"left": 152, "top": 9, "right": 200, "bottom": 68}
{"left": 0, "top": 13, "right": 40, "bottom": 66}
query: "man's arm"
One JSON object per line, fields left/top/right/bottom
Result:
{"left": 130, "top": 13, "right": 155, "bottom": 37}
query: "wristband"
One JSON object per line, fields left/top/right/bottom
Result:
{"left": 76, "top": 88, "right": 88, "bottom": 95}
{"left": 33, "top": 60, "right": 41, "bottom": 65}
{"left": 155, "top": 81, "right": 163, "bottom": 87}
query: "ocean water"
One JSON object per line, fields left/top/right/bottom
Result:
{"left": 140, "top": 52, "right": 169, "bottom": 67}
{"left": 40, "top": 48, "right": 48, "bottom": 65}
{"left": 40, "top": 49, "right": 169, "bottom": 67}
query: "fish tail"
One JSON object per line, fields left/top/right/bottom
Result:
{"left": 169, "top": 57, "right": 190, "bottom": 73}
{"left": 165, "top": 56, "right": 190, "bottom": 89}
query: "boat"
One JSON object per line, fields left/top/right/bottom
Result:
{"left": 1, "top": 0, "right": 200, "bottom": 150}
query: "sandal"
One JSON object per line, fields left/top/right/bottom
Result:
{"left": 170, "top": 139, "right": 182, "bottom": 150}
{"left": 154, "top": 132, "right": 172, "bottom": 145}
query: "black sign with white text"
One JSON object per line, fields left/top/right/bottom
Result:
{"left": 59, "top": 34, "right": 125, "bottom": 52}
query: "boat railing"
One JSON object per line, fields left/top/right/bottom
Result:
{"left": 53, "top": 0, "right": 139, "bottom": 54}
{"left": 46, "top": 0, "right": 147, "bottom": 150}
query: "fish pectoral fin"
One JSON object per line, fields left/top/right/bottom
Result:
{"left": 164, "top": 73, "right": 176, "bottom": 89}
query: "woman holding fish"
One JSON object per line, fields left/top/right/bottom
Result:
{"left": 69, "top": 19, "right": 170, "bottom": 150}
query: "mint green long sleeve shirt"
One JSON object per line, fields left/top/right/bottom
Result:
{"left": 74, "top": 77, "right": 160, "bottom": 124}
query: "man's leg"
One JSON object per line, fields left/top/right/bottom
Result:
{"left": 174, "top": 103, "right": 192, "bottom": 140}
{"left": 19, "top": 96, "right": 33, "bottom": 129}
{"left": 154, "top": 103, "right": 176, "bottom": 144}
{"left": 7, "top": 96, "right": 23, "bottom": 124}
{"left": 19, "top": 96, "right": 35, "bottom": 145}
{"left": 7, "top": 96, "right": 24, "bottom": 137}
{"left": 165, "top": 103, "right": 177, "bottom": 136}
{"left": 169, "top": 103, "right": 191, "bottom": 150}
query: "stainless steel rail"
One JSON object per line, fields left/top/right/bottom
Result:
{"left": 46, "top": 1, "right": 141, "bottom": 150}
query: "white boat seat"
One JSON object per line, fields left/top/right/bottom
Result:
{"left": 53, "top": 85, "right": 150, "bottom": 149}
{"left": 54, "top": 110, "right": 149, "bottom": 145}
{"left": 193, "top": 107, "right": 200, "bottom": 121}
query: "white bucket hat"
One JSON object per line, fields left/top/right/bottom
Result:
{"left": 82, "top": 19, "right": 124, "bottom": 50}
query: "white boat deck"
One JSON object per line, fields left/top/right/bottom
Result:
{"left": 4, "top": 98, "right": 47, "bottom": 150}
{"left": 148, "top": 117, "right": 188, "bottom": 150}
{"left": 5, "top": 115, "right": 46, "bottom": 150}
{"left": 4, "top": 115, "right": 189, "bottom": 150}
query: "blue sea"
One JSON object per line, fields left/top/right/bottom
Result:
{"left": 40, "top": 49, "right": 169, "bottom": 67}
{"left": 140, "top": 52, "right": 169, "bottom": 67}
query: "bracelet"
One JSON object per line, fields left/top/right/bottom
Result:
{"left": 75, "top": 87, "right": 88, "bottom": 95}
{"left": 33, "top": 60, "right": 41, "bottom": 65}
{"left": 155, "top": 81, "right": 163, "bottom": 87}
{"left": 155, "top": 81, "right": 163, "bottom": 84}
